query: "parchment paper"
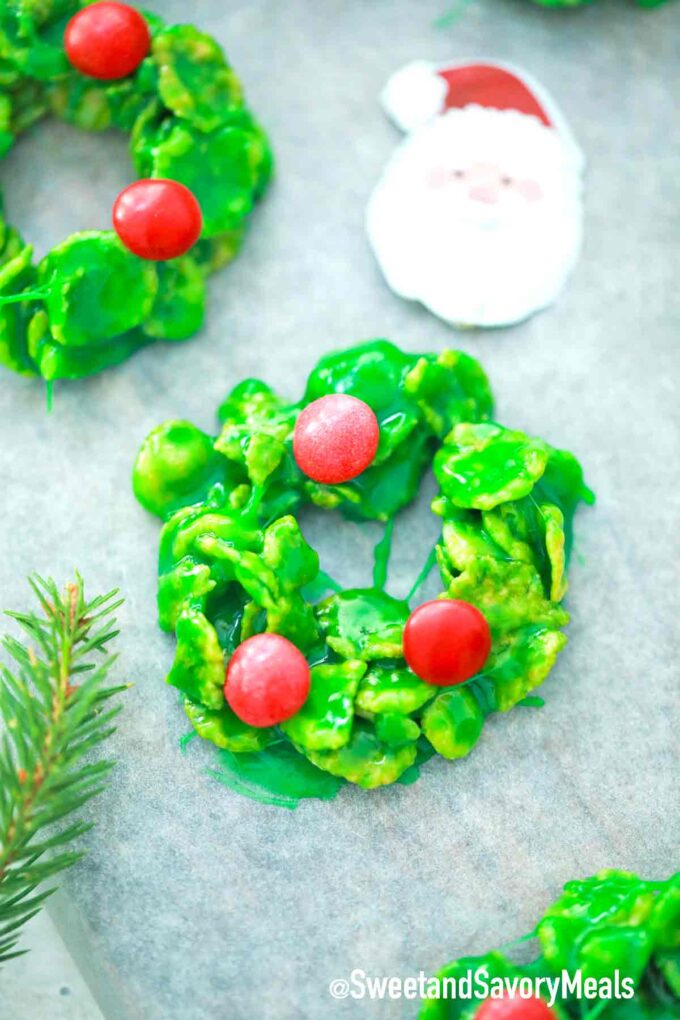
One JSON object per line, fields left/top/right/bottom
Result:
{"left": 0, "top": 1, "right": 678, "bottom": 1017}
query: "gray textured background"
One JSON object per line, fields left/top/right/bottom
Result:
{"left": 0, "top": 0, "right": 678, "bottom": 1017}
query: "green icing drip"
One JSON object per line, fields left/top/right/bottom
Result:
{"left": 207, "top": 742, "right": 344, "bottom": 809}
{"left": 406, "top": 543, "right": 438, "bottom": 603}
{"left": 519, "top": 694, "right": 545, "bottom": 708}
{"left": 302, "top": 570, "right": 342, "bottom": 603}
{"left": 372, "top": 517, "right": 394, "bottom": 591}
{"left": 133, "top": 339, "right": 592, "bottom": 804}
{"left": 420, "top": 870, "right": 680, "bottom": 1020}
{"left": 178, "top": 730, "right": 197, "bottom": 754}
{"left": 0, "top": 3, "right": 272, "bottom": 381}
{"left": 0, "top": 288, "right": 49, "bottom": 303}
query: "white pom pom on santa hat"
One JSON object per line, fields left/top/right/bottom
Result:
{"left": 380, "top": 61, "right": 450, "bottom": 132}
{"left": 381, "top": 59, "right": 579, "bottom": 144}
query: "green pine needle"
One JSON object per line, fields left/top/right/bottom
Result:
{"left": 0, "top": 574, "right": 127, "bottom": 964}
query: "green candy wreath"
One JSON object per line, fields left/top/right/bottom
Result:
{"left": 0, "top": 1, "right": 271, "bottom": 381}
{"left": 420, "top": 869, "right": 680, "bottom": 1020}
{"left": 133, "top": 340, "right": 593, "bottom": 805}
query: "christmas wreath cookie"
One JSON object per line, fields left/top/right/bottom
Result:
{"left": 420, "top": 869, "right": 680, "bottom": 1019}
{"left": 133, "top": 340, "right": 593, "bottom": 805}
{"left": 0, "top": 1, "right": 271, "bottom": 381}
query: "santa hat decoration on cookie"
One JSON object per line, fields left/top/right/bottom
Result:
{"left": 381, "top": 59, "right": 580, "bottom": 149}
{"left": 368, "top": 58, "right": 585, "bottom": 328}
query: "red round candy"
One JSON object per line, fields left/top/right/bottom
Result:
{"left": 293, "top": 394, "right": 380, "bottom": 484}
{"left": 475, "top": 995, "right": 556, "bottom": 1020}
{"left": 112, "top": 179, "right": 203, "bottom": 261}
{"left": 403, "top": 599, "right": 491, "bottom": 686}
{"left": 65, "top": 2, "right": 151, "bottom": 81}
{"left": 224, "top": 633, "right": 311, "bottom": 728}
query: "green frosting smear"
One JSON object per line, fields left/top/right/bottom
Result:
{"left": 0, "top": 1, "right": 272, "bottom": 380}
{"left": 420, "top": 869, "right": 680, "bottom": 1020}
{"left": 133, "top": 339, "right": 592, "bottom": 805}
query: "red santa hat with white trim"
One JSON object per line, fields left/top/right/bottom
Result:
{"left": 381, "top": 59, "right": 582, "bottom": 164}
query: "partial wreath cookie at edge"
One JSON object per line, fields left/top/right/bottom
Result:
{"left": 420, "top": 869, "right": 680, "bottom": 1020}
{"left": 0, "top": 0, "right": 271, "bottom": 380}
{"left": 133, "top": 340, "right": 593, "bottom": 800}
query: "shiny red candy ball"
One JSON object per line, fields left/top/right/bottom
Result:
{"left": 293, "top": 394, "right": 380, "bottom": 484}
{"left": 112, "top": 179, "right": 203, "bottom": 261}
{"left": 403, "top": 599, "right": 491, "bottom": 686}
{"left": 475, "top": 995, "right": 556, "bottom": 1020}
{"left": 65, "top": 2, "right": 151, "bottom": 81}
{"left": 224, "top": 633, "right": 311, "bottom": 728}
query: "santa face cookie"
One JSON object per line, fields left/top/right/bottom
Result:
{"left": 366, "top": 61, "right": 584, "bottom": 328}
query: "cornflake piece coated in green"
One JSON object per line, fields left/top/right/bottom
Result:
{"left": 142, "top": 255, "right": 206, "bottom": 341}
{"left": 184, "top": 697, "right": 273, "bottom": 753}
{"left": 167, "top": 609, "right": 224, "bottom": 709}
{"left": 421, "top": 687, "right": 484, "bottom": 760}
{"left": 435, "top": 422, "right": 549, "bottom": 510}
{"left": 317, "top": 589, "right": 409, "bottom": 661}
{"left": 145, "top": 120, "right": 269, "bottom": 237}
{"left": 303, "top": 720, "right": 418, "bottom": 789}
{"left": 152, "top": 25, "right": 243, "bottom": 133}
{"left": 356, "top": 665, "right": 436, "bottom": 715}
{"left": 281, "top": 661, "right": 366, "bottom": 751}
{"left": 38, "top": 232, "right": 158, "bottom": 347}
{"left": 133, "top": 420, "right": 220, "bottom": 517}
{"left": 0, "top": 244, "right": 38, "bottom": 375}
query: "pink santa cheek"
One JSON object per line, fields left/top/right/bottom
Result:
{"left": 425, "top": 166, "right": 451, "bottom": 189}
{"left": 513, "top": 178, "right": 543, "bottom": 202}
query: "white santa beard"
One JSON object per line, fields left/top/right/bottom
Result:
{"left": 370, "top": 194, "right": 581, "bottom": 327}
{"left": 366, "top": 107, "right": 584, "bottom": 327}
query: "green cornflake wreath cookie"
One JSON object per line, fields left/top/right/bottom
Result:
{"left": 0, "top": 1, "right": 271, "bottom": 381}
{"left": 133, "top": 339, "right": 593, "bottom": 806}
{"left": 420, "top": 869, "right": 680, "bottom": 1020}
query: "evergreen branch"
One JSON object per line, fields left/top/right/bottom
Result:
{"left": 0, "top": 574, "right": 127, "bottom": 964}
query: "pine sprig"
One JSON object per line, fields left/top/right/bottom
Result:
{"left": 0, "top": 574, "right": 127, "bottom": 963}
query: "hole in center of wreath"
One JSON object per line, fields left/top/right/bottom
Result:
{"left": 296, "top": 468, "right": 442, "bottom": 606}
{"left": 0, "top": 119, "right": 132, "bottom": 259}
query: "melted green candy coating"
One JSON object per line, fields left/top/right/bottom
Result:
{"left": 33, "top": 327, "right": 150, "bottom": 381}
{"left": 133, "top": 419, "right": 229, "bottom": 517}
{"left": 38, "top": 232, "right": 158, "bottom": 346}
{"left": 421, "top": 871, "right": 680, "bottom": 1020}
{"left": 317, "top": 589, "right": 409, "bottom": 661}
{"left": 168, "top": 608, "right": 225, "bottom": 710}
{"left": 434, "top": 422, "right": 550, "bottom": 511}
{"left": 281, "top": 660, "right": 366, "bottom": 751}
{"left": 0, "top": 3, "right": 272, "bottom": 380}
{"left": 184, "top": 697, "right": 273, "bottom": 753}
{"left": 208, "top": 741, "right": 344, "bottom": 809}
{"left": 142, "top": 255, "right": 206, "bottom": 341}
{"left": 421, "top": 687, "right": 484, "bottom": 760}
{"left": 355, "top": 665, "right": 436, "bottom": 715}
{"left": 134, "top": 340, "right": 591, "bottom": 804}
{"left": 302, "top": 719, "right": 418, "bottom": 789}
{"left": 152, "top": 25, "right": 243, "bottom": 133}
{"left": 134, "top": 115, "right": 270, "bottom": 237}
{"left": 0, "top": 244, "right": 38, "bottom": 375}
